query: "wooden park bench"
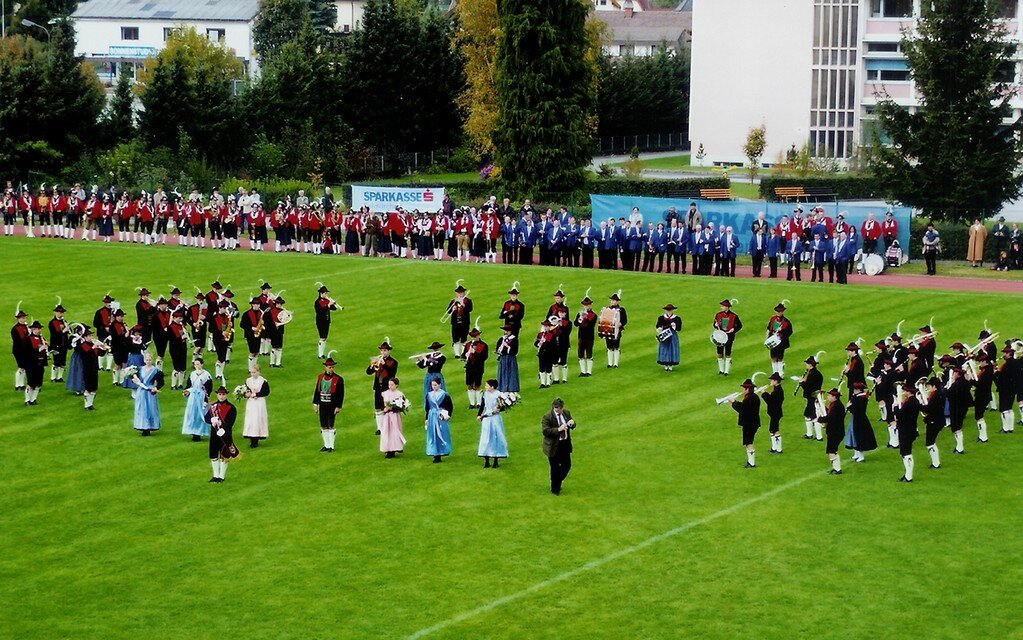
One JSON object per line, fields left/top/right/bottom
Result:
{"left": 774, "top": 186, "right": 806, "bottom": 202}
{"left": 699, "top": 188, "right": 732, "bottom": 200}
{"left": 667, "top": 190, "right": 702, "bottom": 200}
{"left": 804, "top": 186, "right": 837, "bottom": 202}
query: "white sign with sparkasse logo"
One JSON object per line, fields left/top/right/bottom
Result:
{"left": 351, "top": 186, "right": 445, "bottom": 213}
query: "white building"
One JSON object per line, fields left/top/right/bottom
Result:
{"left": 71, "top": 0, "right": 259, "bottom": 82}
{"left": 594, "top": 0, "right": 646, "bottom": 12}
{"left": 689, "top": 0, "right": 1023, "bottom": 166}
{"left": 596, "top": 8, "right": 691, "bottom": 58}
{"left": 333, "top": 0, "right": 365, "bottom": 33}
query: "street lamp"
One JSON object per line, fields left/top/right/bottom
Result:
{"left": 21, "top": 17, "right": 50, "bottom": 45}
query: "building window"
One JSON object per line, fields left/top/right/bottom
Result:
{"left": 866, "top": 69, "right": 911, "bottom": 81}
{"left": 999, "top": 0, "right": 1018, "bottom": 19}
{"left": 866, "top": 41, "right": 899, "bottom": 53}
{"left": 342, "top": 23, "right": 351, "bottom": 33}
{"left": 121, "top": 26, "right": 139, "bottom": 41}
{"left": 206, "top": 28, "right": 226, "bottom": 43}
{"left": 870, "top": 0, "right": 912, "bottom": 18}
{"left": 163, "top": 27, "right": 179, "bottom": 41}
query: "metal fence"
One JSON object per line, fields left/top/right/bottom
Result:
{"left": 596, "top": 132, "right": 690, "bottom": 155}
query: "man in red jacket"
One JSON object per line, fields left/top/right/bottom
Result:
{"left": 881, "top": 209, "right": 898, "bottom": 250}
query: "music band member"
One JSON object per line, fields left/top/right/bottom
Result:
{"left": 798, "top": 355, "right": 824, "bottom": 440}
{"left": 313, "top": 357, "right": 345, "bottom": 452}
{"left": 601, "top": 292, "right": 628, "bottom": 368}
{"left": 535, "top": 318, "right": 556, "bottom": 388}
{"left": 167, "top": 310, "right": 189, "bottom": 390}
{"left": 447, "top": 283, "right": 473, "bottom": 358}
{"left": 766, "top": 302, "right": 793, "bottom": 376}
{"left": 23, "top": 321, "right": 47, "bottom": 405}
{"left": 239, "top": 297, "right": 264, "bottom": 368}
{"left": 150, "top": 297, "right": 171, "bottom": 366}
{"left": 265, "top": 296, "right": 288, "bottom": 368}
{"left": 496, "top": 325, "right": 520, "bottom": 393}
{"left": 206, "top": 386, "right": 240, "bottom": 482}
{"left": 367, "top": 340, "right": 398, "bottom": 435}
{"left": 210, "top": 301, "right": 234, "bottom": 382}
{"left": 314, "top": 285, "right": 340, "bottom": 359}
{"left": 761, "top": 373, "right": 785, "bottom": 453}
{"left": 895, "top": 382, "right": 921, "bottom": 482}
{"left": 498, "top": 285, "right": 525, "bottom": 337}
{"left": 415, "top": 341, "right": 448, "bottom": 409}
{"left": 463, "top": 328, "right": 489, "bottom": 408}
{"left": 817, "top": 388, "right": 846, "bottom": 475}
{"left": 574, "top": 296, "right": 597, "bottom": 377}
{"left": 48, "top": 304, "right": 69, "bottom": 382}
{"left": 713, "top": 299, "right": 742, "bottom": 375}
{"left": 655, "top": 304, "right": 682, "bottom": 372}
{"left": 552, "top": 309, "right": 572, "bottom": 384}
{"left": 730, "top": 379, "right": 761, "bottom": 468}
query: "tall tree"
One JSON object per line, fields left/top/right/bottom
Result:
{"left": 596, "top": 47, "right": 690, "bottom": 138}
{"left": 454, "top": 0, "right": 500, "bottom": 160}
{"left": 253, "top": 0, "right": 314, "bottom": 62}
{"left": 308, "top": 0, "right": 338, "bottom": 35}
{"left": 102, "top": 68, "right": 136, "bottom": 143}
{"left": 873, "top": 0, "right": 1023, "bottom": 221}
{"left": 494, "top": 0, "right": 595, "bottom": 192}
{"left": 136, "top": 28, "right": 244, "bottom": 167}
{"left": 0, "top": 36, "right": 52, "bottom": 177}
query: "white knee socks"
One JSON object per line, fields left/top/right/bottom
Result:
{"left": 903, "top": 454, "right": 914, "bottom": 481}
{"left": 927, "top": 444, "right": 940, "bottom": 468}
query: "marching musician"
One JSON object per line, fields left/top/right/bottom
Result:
{"left": 873, "top": 357, "right": 899, "bottom": 448}
{"left": 498, "top": 285, "right": 525, "bottom": 337}
{"left": 920, "top": 377, "right": 945, "bottom": 470}
{"left": 312, "top": 357, "right": 345, "bottom": 453}
{"left": 109, "top": 309, "right": 129, "bottom": 386}
{"left": 23, "top": 321, "right": 47, "bottom": 406}
{"left": 893, "top": 382, "right": 920, "bottom": 482}
{"left": 168, "top": 287, "right": 184, "bottom": 313}
{"left": 945, "top": 365, "right": 971, "bottom": 455}
{"left": 210, "top": 301, "right": 234, "bottom": 382}
{"left": 970, "top": 353, "right": 994, "bottom": 442}
{"left": 601, "top": 293, "right": 628, "bottom": 368}
{"left": 447, "top": 284, "right": 473, "bottom": 358}
{"left": 167, "top": 310, "right": 189, "bottom": 390}
{"left": 11, "top": 307, "right": 31, "bottom": 391}
{"left": 77, "top": 327, "right": 106, "bottom": 411}
{"left": 265, "top": 295, "right": 288, "bottom": 368}
{"left": 205, "top": 386, "right": 240, "bottom": 482}
{"left": 552, "top": 309, "right": 573, "bottom": 384}
{"left": 463, "top": 328, "right": 489, "bottom": 408}
{"left": 713, "top": 299, "right": 743, "bottom": 376}
{"left": 917, "top": 324, "right": 937, "bottom": 371}
{"left": 135, "top": 288, "right": 154, "bottom": 344}
{"left": 239, "top": 297, "right": 263, "bottom": 368}
{"left": 995, "top": 347, "right": 1017, "bottom": 434}
{"left": 798, "top": 355, "right": 824, "bottom": 441}
{"left": 496, "top": 325, "right": 520, "bottom": 393}
{"left": 366, "top": 339, "right": 398, "bottom": 436}
{"left": 92, "top": 295, "right": 115, "bottom": 372}
{"left": 761, "top": 373, "right": 785, "bottom": 454}
{"left": 48, "top": 304, "right": 69, "bottom": 383}
{"left": 415, "top": 341, "right": 448, "bottom": 410}
{"left": 188, "top": 293, "right": 208, "bottom": 359}
{"left": 730, "top": 379, "right": 761, "bottom": 468}
{"left": 844, "top": 381, "right": 877, "bottom": 463}
{"left": 574, "top": 295, "right": 597, "bottom": 377}
{"left": 314, "top": 285, "right": 340, "bottom": 359}
{"left": 899, "top": 347, "right": 928, "bottom": 386}
{"left": 547, "top": 288, "right": 568, "bottom": 319}
{"left": 842, "top": 342, "right": 866, "bottom": 393}
{"left": 535, "top": 318, "right": 557, "bottom": 388}
{"left": 766, "top": 303, "right": 793, "bottom": 376}
{"left": 655, "top": 304, "right": 682, "bottom": 372}
{"left": 816, "top": 388, "right": 846, "bottom": 475}
{"left": 150, "top": 297, "right": 171, "bottom": 366}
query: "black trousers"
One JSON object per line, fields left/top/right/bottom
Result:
{"left": 924, "top": 250, "right": 937, "bottom": 275}
{"left": 581, "top": 246, "right": 594, "bottom": 269}
{"left": 836, "top": 261, "right": 848, "bottom": 284}
{"left": 768, "top": 256, "right": 778, "bottom": 278}
{"left": 548, "top": 446, "right": 572, "bottom": 493}
{"left": 752, "top": 251, "right": 765, "bottom": 277}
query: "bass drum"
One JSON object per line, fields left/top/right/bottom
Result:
{"left": 862, "top": 254, "right": 886, "bottom": 276}
{"left": 597, "top": 307, "right": 621, "bottom": 339}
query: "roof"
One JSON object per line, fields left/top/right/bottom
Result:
{"left": 597, "top": 10, "right": 692, "bottom": 44}
{"left": 72, "top": 0, "right": 259, "bottom": 22}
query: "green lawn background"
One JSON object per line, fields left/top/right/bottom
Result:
{"left": 0, "top": 238, "right": 1020, "bottom": 639}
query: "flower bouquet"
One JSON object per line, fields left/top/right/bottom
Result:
{"left": 232, "top": 384, "right": 249, "bottom": 401}
{"left": 496, "top": 392, "right": 521, "bottom": 413}
{"left": 122, "top": 365, "right": 139, "bottom": 380}
{"left": 387, "top": 394, "right": 411, "bottom": 414}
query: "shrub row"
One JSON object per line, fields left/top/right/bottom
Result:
{"left": 759, "top": 176, "right": 887, "bottom": 201}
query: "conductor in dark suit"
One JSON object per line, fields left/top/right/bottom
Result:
{"left": 541, "top": 397, "right": 576, "bottom": 495}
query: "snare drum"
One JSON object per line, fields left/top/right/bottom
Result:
{"left": 711, "top": 329, "right": 728, "bottom": 346}
{"left": 764, "top": 333, "right": 782, "bottom": 349}
{"left": 598, "top": 307, "right": 621, "bottom": 339}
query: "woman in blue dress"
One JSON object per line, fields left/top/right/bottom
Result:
{"left": 476, "top": 379, "right": 509, "bottom": 468}
{"left": 129, "top": 352, "right": 164, "bottom": 435}
{"left": 425, "top": 378, "right": 453, "bottom": 463}
{"left": 655, "top": 304, "right": 682, "bottom": 371}
{"left": 65, "top": 325, "right": 86, "bottom": 394}
{"left": 121, "top": 326, "right": 147, "bottom": 390}
{"left": 182, "top": 357, "right": 213, "bottom": 441}
{"left": 496, "top": 324, "right": 520, "bottom": 392}
{"left": 415, "top": 341, "right": 446, "bottom": 410}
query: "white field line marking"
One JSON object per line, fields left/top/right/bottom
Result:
{"left": 405, "top": 470, "right": 826, "bottom": 639}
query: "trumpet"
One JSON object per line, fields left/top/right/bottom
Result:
{"left": 407, "top": 351, "right": 441, "bottom": 361}
{"left": 369, "top": 355, "right": 385, "bottom": 370}
{"left": 715, "top": 392, "right": 741, "bottom": 405}
{"left": 908, "top": 330, "right": 938, "bottom": 348}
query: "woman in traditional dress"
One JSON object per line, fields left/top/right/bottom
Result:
{"left": 415, "top": 341, "right": 446, "bottom": 411}
{"left": 655, "top": 304, "right": 682, "bottom": 372}
{"left": 129, "top": 352, "right": 164, "bottom": 436}
{"left": 844, "top": 381, "right": 877, "bottom": 462}
{"left": 242, "top": 363, "right": 271, "bottom": 447}
{"left": 121, "top": 325, "right": 147, "bottom": 390}
{"left": 496, "top": 324, "right": 520, "bottom": 392}
{"left": 65, "top": 325, "right": 86, "bottom": 395}
{"left": 477, "top": 379, "right": 509, "bottom": 468}
{"left": 380, "top": 377, "right": 407, "bottom": 458}
{"left": 182, "top": 357, "right": 213, "bottom": 441}
{"left": 424, "top": 378, "right": 453, "bottom": 463}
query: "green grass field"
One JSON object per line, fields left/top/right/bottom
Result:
{"left": 2, "top": 238, "right": 1021, "bottom": 639}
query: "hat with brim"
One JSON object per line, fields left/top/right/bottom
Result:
{"left": 663, "top": 304, "right": 677, "bottom": 311}
{"left": 774, "top": 304, "right": 786, "bottom": 312}
{"left": 845, "top": 343, "right": 858, "bottom": 351}
{"left": 103, "top": 295, "right": 113, "bottom": 303}
{"left": 216, "top": 386, "right": 228, "bottom": 394}
{"left": 769, "top": 373, "right": 783, "bottom": 382}
{"left": 719, "top": 299, "right": 732, "bottom": 307}
{"left": 324, "top": 358, "right": 336, "bottom": 367}
{"left": 609, "top": 294, "right": 620, "bottom": 301}
{"left": 469, "top": 328, "right": 481, "bottom": 337}
{"left": 29, "top": 320, "right": 42, "bottom": 328}
{"left": 581, "top": 297, "right": 592, "bottom": 305}
{"left": 827, "top": 388, "right": 840, "bottom": 397}
{"left": 427, "top": 341, "right": 444, "bottom": 350}
{"left": 508, "top": 288, "right": 519, "bottom": 295}
{"left": 454, "top": 285, "right": 467, "bottom": 293}
{"left": 53, "top": 305, "right": 66, "bottom": 313}
{"left": 379, "top": 342, "right": 392, "bottom": 350}
{"left": 502, "top": 324, "right": 514, "bottom": 332}
{"left": 318, "top": 286, "right": 330, "bottom": 294}
{"left": 805, "top": 356, "right": 817, "bottom": 365}
{"left": 170, "top": 288, "right": 181, "bottom": 295}
{"left": 138, "top": 288, "right": 151, "bottom": 296}
{"left": 741, "top": 379, "right": 755, "bottom": 389}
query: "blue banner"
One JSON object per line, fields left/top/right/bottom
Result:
{"left": 588, "top": 194, "right": 912, "bottom": 254}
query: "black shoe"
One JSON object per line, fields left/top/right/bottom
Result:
{"left": 803, "top": 435, "right": 813, "bottom": 440}
{"left": 250, "top": 439, "right": 258, "bottom": 448}
{"left": 886, "top": 444, "right": 897, "bottom": 449}
{"left": 375, "top": 430, "right": 381, "bottom": 435}
{"left": 191, "top": 434, "right": 202, "bottom": 442}
{"left": 743, "top": 462, "right": 755, "bottom": 468}
{"left": 828, "top": 469, "right": 842, "bottom": 475}
{"left": 385, "top": 452, "right": 395, "bottom": 458}
{"left": 898, "top": 476, "right": 911, "bottom": 483}
{"left": 432, "top": 456, "right": 442, "bottom": 463}
{"left": 483, "top": 461, "right": 491, "bottom": 468}
{"left": 492, "top": 460, "right": 499, "bottom": 468}
{"left": 551, "top": 488, "right": 560, "bottom": 495}
{"left": 929, "top": 464, "right": 940, "bottom": 469}
{"left": 214, "top": 478, "right": 224, "bottom": 483}
{"left": 84, "top": 405, "right": 94, "bottom": 410}
{"left": 1000, "top": 429, "right": 1014, "bottom": 434}
{"left": 320, "top": 447, "right": 329, "bottom": 452}
{"left": 209, "top": 477, "right": 217, "bottom": 483}
{"left": 140, "top": 429, "right": 150, "bottom": 436}
{"left": 815, "top": 437, "right": 823, "bottom": 442}
{"left": 953, "top": 449, "right": 964, "bottom": 455}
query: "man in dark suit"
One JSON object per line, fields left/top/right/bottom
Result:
{"left": 541, "top": 397, "right": 576, "bottom": 495}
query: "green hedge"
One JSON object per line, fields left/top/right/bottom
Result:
{"left": 588, "top": 176, "right": 730, "bottom": 197}
{"left": 759, "top": 176, "right": 886, "bottom": 201}
{"left": 908, "top": 218, "right": 1010, "bottom": 262}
